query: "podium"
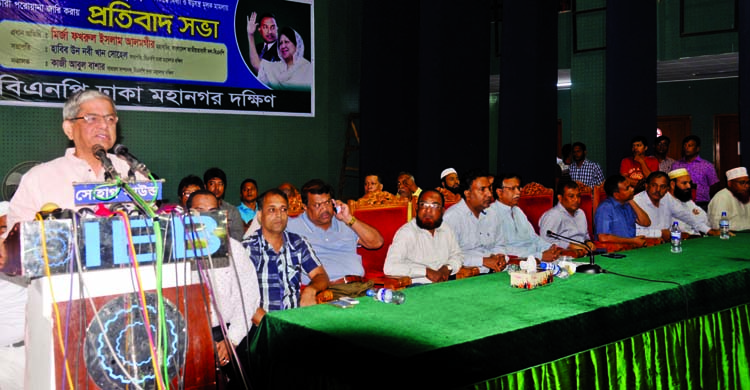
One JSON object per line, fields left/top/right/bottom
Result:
{"left": 8, "top": 211, "right": 231, "bottom": 389}
{"left": 27, "top": 266, "right": 216, "bottom": 389}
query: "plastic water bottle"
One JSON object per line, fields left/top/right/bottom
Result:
{"left": 719, "top": 211, "right": 730, "bottom": 240}
{"left": 366, "top": 288, "right": 405, "bottom": 305}
{"left": 670, "top": 221, "right": 682, "bottom": 253}
{"left": 539, "top": 261, "right": 569, "bottom": 279}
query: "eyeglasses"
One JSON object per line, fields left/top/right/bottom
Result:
{"left": 69, "top": 114, "right": 118, "bottom": 125}
{"left": 502, "top": 186, "right": 521, "bottom": 192}
{"left": 310, "top": 199, "right": 334, "bottom": 210}
{"left": 418, "top": 202, "right": 442, "bottom": 210}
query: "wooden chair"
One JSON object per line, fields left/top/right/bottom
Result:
{"left": 348, "top": 196, "right": 412, "bottom": 289}
{"left": 517, "top": 182, "right": 554, "bottom": 234}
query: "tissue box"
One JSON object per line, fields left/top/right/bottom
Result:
{"left": 509, "top": 270, "right": 554, "bottom": 289}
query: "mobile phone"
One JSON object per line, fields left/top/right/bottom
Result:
{"left": 332, "top": 199, "right": 341, "bottom": 214}
{"left": 338, "top": 297, "right": 359, "bottom": 305}
{"left": 328, "top": 299, "right": 354, "bottom": 309}
{"left": 601, "top": 253, "right": 626, "bottom": 259}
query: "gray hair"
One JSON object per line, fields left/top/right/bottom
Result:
{"left": 62, "top": 90, "right": 116, "bottom": 120}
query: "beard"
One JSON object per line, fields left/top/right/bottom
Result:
{"left": 447, "top": 185, "right": 461, "bottom": 195}
{"left": 729, "top": 187, "right": 750, "bottom": 204}
{"left": 416, "top": 216, "right": 443, "bottom": 231}
{"left": 673, "top": 187, "right": 693, "bottom": 202}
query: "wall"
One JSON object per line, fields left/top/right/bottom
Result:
{"left": 0, "top": 0, "right": 364, "bottom": 204}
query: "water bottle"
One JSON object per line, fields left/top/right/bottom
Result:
{"left": 719, "top": 211, "right": 730, "bottom": 240}
{"left": 670, "top": 221, "right": 682, "bottom": 253}
{"left": 366, "top": 288, "right": 405, "bottom": 305}
{"left": 539, "top": 261, "right": 569, "bottom": 279}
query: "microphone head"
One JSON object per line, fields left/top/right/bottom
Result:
{"left": 113, "top": 143, "right": 127, "bottom": 156}
{"left": 546, "top": 230, "right": 553, "bottom": 237}
{"left": 92, "top": 144, "right": 107, "bottom": 159}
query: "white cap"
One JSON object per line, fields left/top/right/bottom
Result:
{"left": 0, "top": 201, "right": 9, "bottom": 217}
{"left": 440, "top": 168, "right": 457, "bottom": 180}
{"left": 726, "top": 167, "right": 748, "bottom": 181}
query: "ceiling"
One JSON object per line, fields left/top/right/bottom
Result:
{"left": 489, "top": 52, "right": 739, "bottom": 93}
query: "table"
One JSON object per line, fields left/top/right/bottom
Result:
{"left": 248, "top": 233, "right": 750, "bottom": 389}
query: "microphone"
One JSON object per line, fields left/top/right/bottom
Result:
{"left": 546, "top": 230, "right": 603, "bottom": 274}
{"left": 113, "top": 144, "right": 151, "bottom": 179}
{"left": 92, "top": 144, "right": 119, "bottom": 181}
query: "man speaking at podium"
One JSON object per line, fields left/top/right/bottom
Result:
{"left": 7, "top": 89, "right": 145, "bottom": 229}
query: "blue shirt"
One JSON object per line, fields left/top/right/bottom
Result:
{"left": 237, "top": 202, "right": 257, "bottom": 224}
{"left": 244, "top": 230, "right": 321, "bottom": 312}
{"left": 286, "top": 213, "right": 363, "bottom": 283}
{"left": 594, "top": 197, "right": 636, "bottom": 239}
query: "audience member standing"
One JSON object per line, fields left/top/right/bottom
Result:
{"left": 671, "top": 135, "right": 720, "bottom": 210}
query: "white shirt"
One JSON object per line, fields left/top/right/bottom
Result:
{"left": 0, "top": 277, "right": 26, "bottom": 346}
{"left": 195, "top": 238, "right": 260, "bottom": 346}
{"left": 489, "top": 201, "right": 551, "bottom": 259}
{"left": 673, "top": 198, "right": 709, "bottom": 235}
{"left": 708, "top": 188, "right": 750, "bottom": 231}
{"left": 633, "top": 191, "right": 711, "bottom": 237}
{"left": 384, "top": 219, "right": 464, "bottom": 284}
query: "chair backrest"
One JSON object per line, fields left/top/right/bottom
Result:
{"left": 517, "top": 182, "right": 553, "bottom": 234}
{"left": 576, "top": 182, "right": 595, "bottom": 239}
{"left": 349, "top": 196, "right": 409, "bottom": 279}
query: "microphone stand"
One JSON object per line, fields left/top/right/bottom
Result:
{"left": 546, "top": 230, "right": 603, "bottom": 274}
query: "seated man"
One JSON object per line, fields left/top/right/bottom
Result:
{"left": 620, "top": 135, "right": 659, "bottom": 190}
{"left": 708, "top": 167, "right": 750, "bottom": 231}
{"left": 286, "top": 179, "right": 383, "bottom": 285}
{"left": 539, "top": 180, "right": 592, "bottom": 256}
{"left": 186, "top": 191, "right": 260, "bottom": 384}
{"left": 245, "top": 188, "right": 329, "bottom": 316}
{"left": 594, "top": 174, "right": 652, "bottom": 247}
{"left": 384, "top": 190, "right": 463, "bottom": 284}
{"left": 669, "top": 168, "right": 709, "bottom": 235}
{"left": 278, "top": 181, "right": 304, "bottom": 214}
{"left": 358, "top": 172, "right": 397, "bottom": 203}
{"left": 633, "top": 171, "right": 718, "bottom": 240}
{"left": 397, "top": 172, "right": 422, "bottom": 220}
{"left": 443, "top": 169, "right": 507, "bottom": 273}
{"left": 436, "top": 168, "right": 462, "bottom": 203}
{"left": 363, "top": 173, "right": 384, "bottom": 194}
{"left": 204, "top": 167, "right": 245, "bottom": 241}
{"left": 490, "top": 173, "right": 562, "bottom": 261}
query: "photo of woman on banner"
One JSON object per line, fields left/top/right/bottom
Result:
{"left": 247, "top": 12, "right": 312, "bottom": 91}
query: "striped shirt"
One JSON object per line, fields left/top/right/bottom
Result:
{"left": 244, "top": 230, "right": 322, "bottom": 312}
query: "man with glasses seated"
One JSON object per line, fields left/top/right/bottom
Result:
{"left": 286, "top": 179, "right": 384, "bottom": 286}
{"left": 708, "top": 167, "right": 750, "bottom": 231}
{"left": 490, "top": 173, "right": 562, "bottom": 261}
{"left": 384, "top": 190, "right": 463, "bottom": 285}
{"left": 7, "top": 89, "right": 146, "bottom": 229}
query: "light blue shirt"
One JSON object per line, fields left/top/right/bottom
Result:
{"left": 489, "top": 201, "right": 552, "bottom": 259}
{"left": 286, "top": 213, "right": 363, "bottom": 283}
{"left": 539, "top": 202, "right": 590, "bottom": 248}
{"left": 443, "top": 199, "right": 501, "bottom": 271}
{"left": 633, "top": 191, "right": 710, "bottom": 237}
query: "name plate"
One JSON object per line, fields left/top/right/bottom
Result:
{"left": 73, "top": 180, "right": 163, "bottom": 205}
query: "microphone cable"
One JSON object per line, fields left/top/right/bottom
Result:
{"left": 599, "top": 269, "right": 690, "bottom": 321}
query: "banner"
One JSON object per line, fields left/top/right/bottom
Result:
{"left": 0, "top": 0, "right": 314, "bottom": 116}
